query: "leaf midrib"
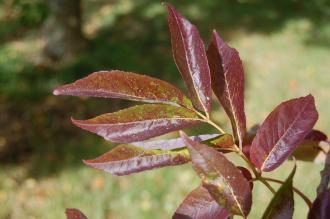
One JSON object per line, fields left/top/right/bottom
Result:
{"left": 170, "top": 8, "right": 208, "bottom": 114}
{"left": 261, "top": 100, "right": 309, "bottom": 170}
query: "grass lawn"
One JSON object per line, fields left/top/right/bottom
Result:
{"left": 1, "top": 1, "right": 329, "bottom": 218}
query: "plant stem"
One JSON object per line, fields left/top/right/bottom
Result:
{"left": 235, "top": 147, "right": 276, "bottom": 194}
{"left": 203, "top": 117, "right": 276, "bottom": 194}
{"left": 195, "top": 110, "right": 226, "bottom": 134}
{"left": 252, "top": 177, "right": 312, "bottom": 208}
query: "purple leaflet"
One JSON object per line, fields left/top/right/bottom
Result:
{"left": 72, "top": 104, "right": 203, "bottom": 143}
{"left": 53, "top": 70, "right": 193, "bottom": 108}
{"left": 131, "top": 134, "right": 219, "bottom": 150}
{"left": 167, "top": 4, "right": 212, "bottom": 114}
{"left": 65, "top": 209, "right": 88, "bottom": 219}
{"left": 84, "top": 144, "right": 189, "bottom": 176}
{"left": 292, "top": 140, "right": 329, "bottom": 163}
{"left": 308, "top": 189, "right": 330, "bottom": 219}
{"left": 305, "top": 129, "right": 328, "bottom": 142}
{"left": 207, "top": 30, "right": 246, "bottom": 147}
{"left": 173, "top": 185, "right": 230, "bottom": 219}
{"left": 250, "top": 95, "right": 318, "bottom": 171}
{"left": 180, "top": 131, "right": 252, "bottom": 216}
{"left": 237, "top": 166, "right": 253, "bottom": 190}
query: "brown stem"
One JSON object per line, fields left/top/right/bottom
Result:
{"left": 204, "top": 117, "right": 277, "bottom": 195}
{"left": 253, "top": 177, "right": 312, "bottom": 208}
{"left": 237, "top": 148, "right": 276, "bottom": 194}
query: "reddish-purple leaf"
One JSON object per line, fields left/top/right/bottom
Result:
{"left": 292, "top": 140, "right": 329, "bottom": 163}
{"left": 180, "top": 131, "right": 252, "bottom": 216}
{"left": 167, "top": 5, "right": 212, "bottom": 114}
{"left": 242, "top": 124, "right": 260, "bottom": 158}
{"left": 173, "top": 185, "right": 230, "bottom": 219}
{"left": 305, "top": 129, "right": 328, "bottom": 142}
{"left": 72, "top": 104, "right": 203, "bottom": 143}
{"left": 250, "top": 95, "right": 318, "bottom": 171}
{"left": 65, "top": 209, "right": 88, "bottom": 219}
{"left": 207, "top": 30, "right": 246, "bottom": 147}
{"left": 132, "top": 134, "right": 220, "bottom": 150}
{"left": 237, "top": 166, "right": 253, "bottom": 190}
{"left": 53, "top": 70, "right": 193, "bottom": 108}
{"left": 84, "top": 144, "right": 189, "bottom": 176}
{"left": 261, "top": 164, "right": 296, "bottom": 219}
{"left": 308, "top": 189, "right": 330, "bottom": 219}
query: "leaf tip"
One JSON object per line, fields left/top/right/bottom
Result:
{"left": 53, "top": 88, "right": 60, "bottom": 95}
{"left": 71, "top": 117, "right": 84, "bottom": 127}
{"left": 82, "top": 159, "right": 90, "bottom": 165}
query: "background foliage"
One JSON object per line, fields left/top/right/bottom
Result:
{"left": 0, "top": 0, "right": 330, "bottom": 218}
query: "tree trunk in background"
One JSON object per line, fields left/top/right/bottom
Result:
{"left": 43, "top": 0, "right": 86, "bottom": 61}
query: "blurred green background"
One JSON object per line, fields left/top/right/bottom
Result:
{"left": 0, "top": 0, "right": 330, "bottom": 218}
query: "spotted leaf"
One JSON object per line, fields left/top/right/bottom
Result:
{"left": 53, "top": 70, "right": 193, "bottom": 108}
{"left": 72, "top": 104, "right": 203, "bottom": 143}
{"left": 180, "top": 131, "right": 252, "bottom": 216}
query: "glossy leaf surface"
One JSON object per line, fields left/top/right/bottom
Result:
{"left": 207, "top": 30, "right": 246, "bottom": 146}
{"left": 261, "top": 164, "right": 296, "bottom": 219}
{"left": 84, "top": 144, "right": 189, "bottom": 176}
{"left": 132, "top": 134, "right": 219, "bottom": 150}
{"left": 180, "top": 131, "right": 252, "bottom": 216}
{"left": 250, "top": 95, "right": 318, "bottom": 171}
{"left": 167, "top": 5, "right": 212, "bottom": 114}
{"left": 173, "top": 185, "right": 230, "bottom": 219}
{"left": 65, "top": 209, "right": 88, "bottom": 219}
{"left": 53, "top": 70, "right": 192, "bottom": 108}
{"left": 72, "top": 104, "right": 202, "bottom": 143}
{"left": 308, "top": 189, "right": 330, "bottom": 219}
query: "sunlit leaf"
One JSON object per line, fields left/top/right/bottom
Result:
{"left": 261, "top": 164, "right": 296, "bottom": 219}
{"left": 53, "top": 70, "right": 193, "bottom": 108}
{"left": 207, "top": 30, "right": 246, "bottom": 146}
{"left": 250, "top": 95, "right": 318, "bottom": 171}
{"left": 308, "top": 189, "right": 330, "bottom": 219}
{"left": 65, "top": 208, "right": 88, "bottom": 219}
{"left": 72, "top": 104, "right": 203, "bottom": 143}
{"left": 173, "top": 185, "right": 230, "bottom": 219}
{"left": 180, "top": 131, "right": 252, "bottom": 216}
{"left": 84, "top": 144, "right": 190, "bottom": 176}
{"left": 167, "top": 4, "right": 212, "bottom": 114}
{"left": 132, "top": 134, "right": 220, "bottom": 150}
{"left": 132, "top": 133, "right": 234, "bottom": 156}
